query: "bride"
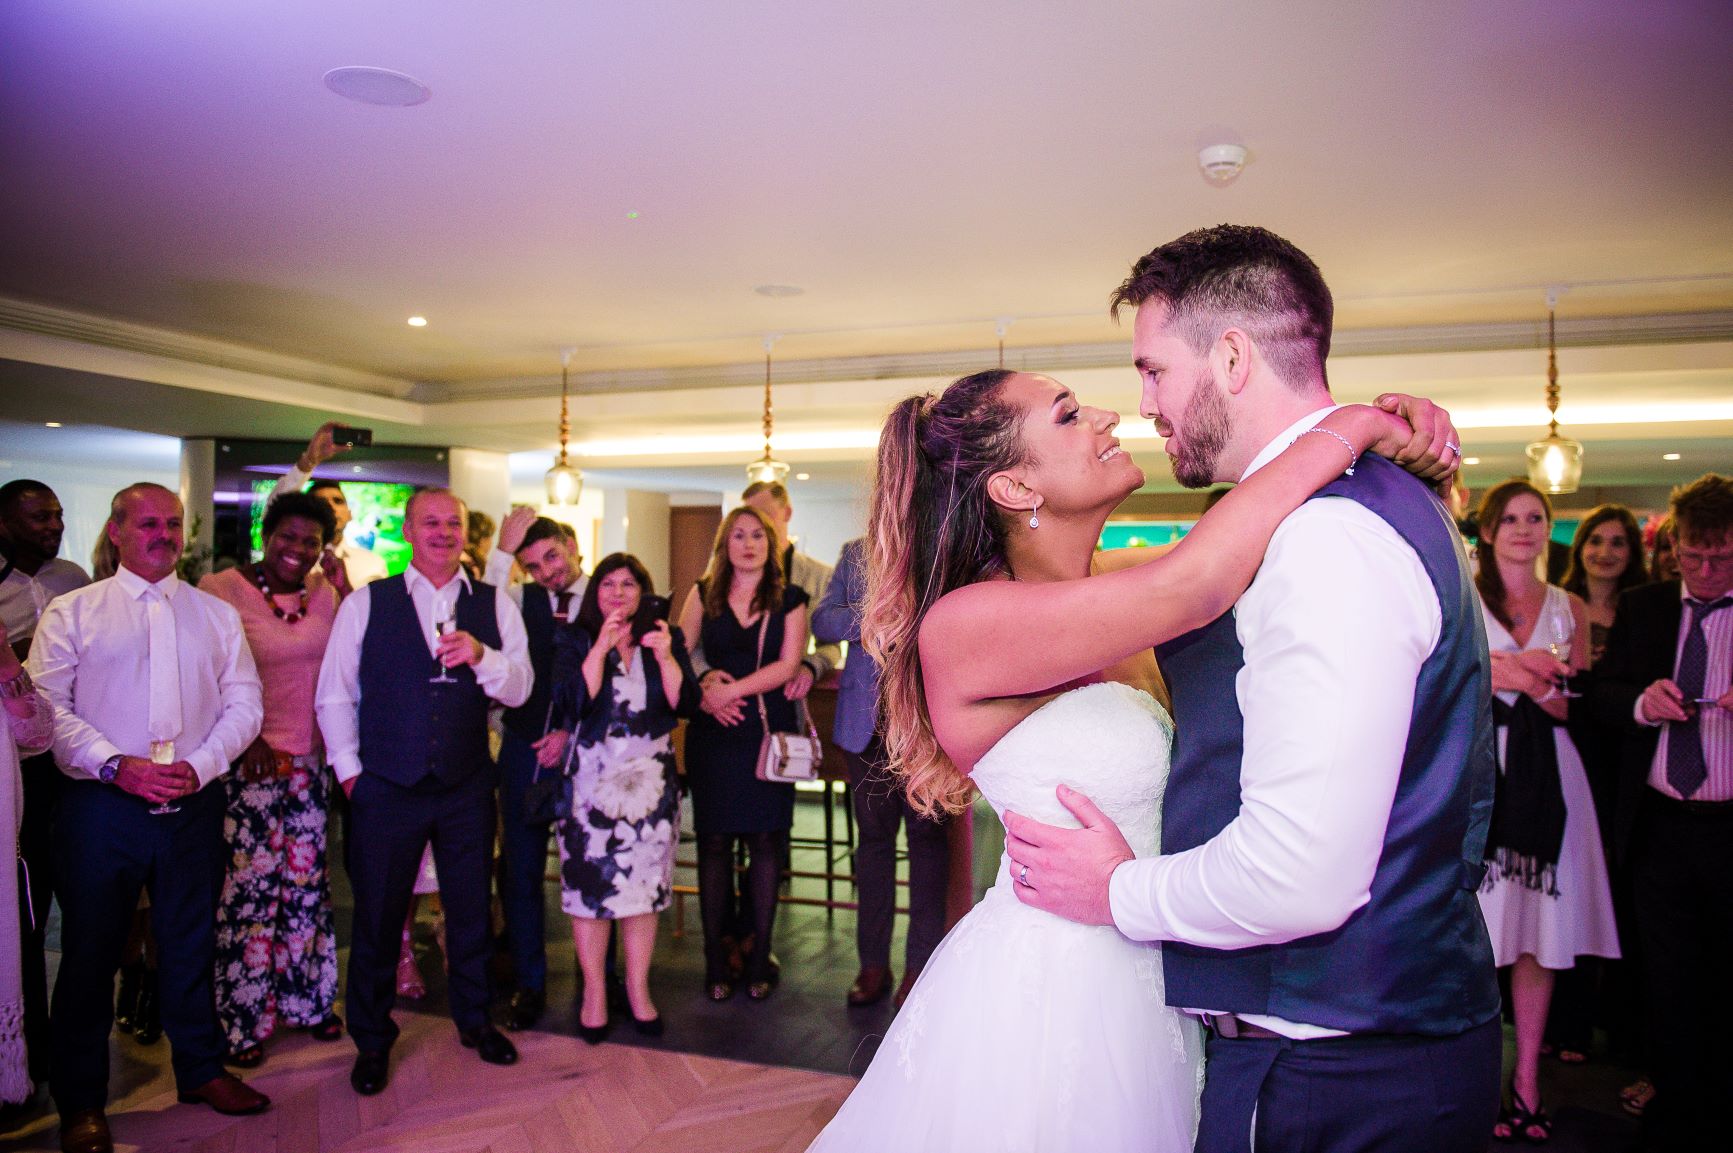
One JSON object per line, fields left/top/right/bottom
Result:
{"left": 807, "top": 368, "right": 1456, "bottom": 1152}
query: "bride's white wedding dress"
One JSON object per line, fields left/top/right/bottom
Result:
{"left": 809, "top": 681, "right": 1204, "bottom": 1153}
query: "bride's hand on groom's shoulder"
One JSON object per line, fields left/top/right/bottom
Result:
{"left": 1002, "top": 785, "right": 1134, "bottom": 927}
{"left": 1369, "top": 393, "right": 1463, "bottom": 484}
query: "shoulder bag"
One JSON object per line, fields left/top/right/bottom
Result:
{"left": 750, "top": 611, "right": 822, "bottom": 783}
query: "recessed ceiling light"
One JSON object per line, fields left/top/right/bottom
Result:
{"left": 44, "top": 421, "right": 62, "bottom": 428}
{"left": 407, "top": 316, "right": 427, "bottom": 327}
{"left": 1462, "top": 456, "right": 1480, "bottom": 466}
{"left": 324, "top": 66, "right": 431, "bottom": 107}
{"left": 1663, "top": 452, "right": 1682, "bottom": 461}
{"left": 754, "top": 284, "right": 805, "bottom": 298}
{"left": 795, "top": 472, "right": 810, "bottom": 481}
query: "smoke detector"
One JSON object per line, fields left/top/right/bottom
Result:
{"left": 1198, "top": 144, "right": 1248, "bottom": 186}
{"left": 324, "top": 67, "right": 432, "bottom": 107}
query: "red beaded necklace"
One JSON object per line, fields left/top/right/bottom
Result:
{"left": 253, "top": 564, "right": 309, "bottom": 624}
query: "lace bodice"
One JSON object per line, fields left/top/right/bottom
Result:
{"left": 972, "top": 681, "right": 1174, "bottom": 862}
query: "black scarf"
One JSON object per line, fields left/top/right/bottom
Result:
{"left": 1484, "top": 694, "right": 1567, "bottom": 895}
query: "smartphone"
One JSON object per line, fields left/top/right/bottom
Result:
{"left": 332, "top": 425, "right": 373, "bottom": 448}
{"left": 632, "top": 595, "right": 671, "bottom": 640}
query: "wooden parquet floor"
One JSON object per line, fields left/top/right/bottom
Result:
{"left": 0, "top": 1011, "right": 852, "bottom": 1153}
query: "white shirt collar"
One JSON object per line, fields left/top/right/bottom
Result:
{"left": 403, "top": 564, "right": 470, "bottom": 598}
{"left": 1239, "top": 405, "right": 1342, "bottom": 482}
{"left": 114, "top": 564, "right": 180, "bottom": 600}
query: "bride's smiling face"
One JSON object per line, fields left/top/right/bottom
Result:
{"left": 992, "top": 373, "right": 1145, "bottom": 520}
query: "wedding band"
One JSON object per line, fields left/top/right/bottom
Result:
{"left": 1445, "top": 441, "right": 1461, "bottom": 457}
{"left": 1017, "top": 864, "right": 1031, "bottom": 887}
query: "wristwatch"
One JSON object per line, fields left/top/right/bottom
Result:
{"left": 100, "top": 754, "right": 122, "bottom": 784}
{"left": 0, "top": 667, "right": 33, "bottom": 699}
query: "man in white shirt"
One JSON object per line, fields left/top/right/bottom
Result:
{"left": 1005, "top": 226, "right": 1499, "bottom": 1153}
{"left": 268, "top": 422, "right": 388, "bottom": 589}
{"left": 484, "top": 508, "right": 585, "bottom": 1029}
{"left": 315, "top": 488, "right": 532, "bottom": 1095}
{"left": 28, "top": 483, "right": 267, "bottom": 1153}
{"left": 0, "top": 478, "right": 91, "bottom": 1086}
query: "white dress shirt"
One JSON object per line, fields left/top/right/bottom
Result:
{"left": 482, "top": 549, "right": 586, "bottom": 616}
{"left": 1108, "top": 407, "right": 1444, "bottom": 1037}
{"left": 268, "top": 465, "right": 389, "bottom": 587}
{"left": 27, "top": 567, "right": 263, "bottom": 789}
{"left": 0, "top": 557, "right": 90, "bottom": 648}
{"left": 1634, "top": 583, "right": 1733, "bottom": 801}
{"left": 315, "top": 565, "right": 533, "bottom": 784}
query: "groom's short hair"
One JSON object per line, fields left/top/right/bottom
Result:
{"left": 1110, "top": 224, "right": 1333, "bottom": 393}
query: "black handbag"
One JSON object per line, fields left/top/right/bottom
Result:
{"left": 521, "top": 700, "right": 574, "bottom": 825}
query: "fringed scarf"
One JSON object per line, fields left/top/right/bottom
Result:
{"left": 1484, "top": 694, "right": 1567, "bottom": 896}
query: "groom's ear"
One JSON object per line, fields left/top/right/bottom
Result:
{"left": 1215, "top": 328, "right": 1254, "bottom": 396}
{"left": 986, "top": 471, "right": 1037, "bottom": 515}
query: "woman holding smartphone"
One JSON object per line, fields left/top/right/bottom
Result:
{"left": 552, "top": 553, "right": 698, "bottom": 1041}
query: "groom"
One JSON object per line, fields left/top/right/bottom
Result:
{"left": 1005, "top": 225, "right": 1502, "bottom": 1152}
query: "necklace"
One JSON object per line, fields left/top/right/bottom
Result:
{"left": 253, "top": 565, "right": 309, "bottom": 624}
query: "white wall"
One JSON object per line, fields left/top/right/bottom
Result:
{"left": 788, "top": 491, "right": 868, "bottom": 569}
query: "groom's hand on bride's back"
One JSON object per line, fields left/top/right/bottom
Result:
{"left": 1002, "top": 785, "right": 1134, "bottom": 927}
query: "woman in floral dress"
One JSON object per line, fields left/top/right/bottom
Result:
{"left": 199, "top": 491, "right": 350, "bottom": 1065}
{"left": 552, "top": 553, "right": 698, "bottom": 1041}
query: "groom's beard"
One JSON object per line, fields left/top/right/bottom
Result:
{"left": 1171, "top": 368, "right": 1233, "bottom": 489}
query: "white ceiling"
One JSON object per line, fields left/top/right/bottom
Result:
{"left": 1, "top": 0, "right": 1730, "bottom": 496}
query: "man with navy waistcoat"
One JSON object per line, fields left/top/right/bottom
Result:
{"left": 1004, "top": 226, "right": 1501, "bottom": 1153}
{"left": 315, "top": 487, "right": 532, "bottom": 1095}
{"left": 483, "top": 507, "right": 587, "bottom": 1030}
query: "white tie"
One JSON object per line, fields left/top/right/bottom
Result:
{"left": 145, "top": 586, "right": 183, "bottom": 746}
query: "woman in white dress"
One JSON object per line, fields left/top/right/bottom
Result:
{"left": 807, "top": 368, "right": 1458, "bottom": 1152}
{"left": 1471, "top": 479, "right": 1620, "bottom": 1144}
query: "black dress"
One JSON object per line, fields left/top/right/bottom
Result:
{"left": 685, "top": 586, "right": 809, "bottom": 836}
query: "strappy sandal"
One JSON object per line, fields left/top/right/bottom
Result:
{"left": 309, "top": 1013, "right": 344, "bottom": 1041}
{"left": 1619, "top": 1077, "right": 1655, "bottom": 1117}
{"left": 1503, "top": 1087, "right": 1552, "bottom": 1145}
{"left": 226, "top": 1044, "right": 264, "bottom": 1069}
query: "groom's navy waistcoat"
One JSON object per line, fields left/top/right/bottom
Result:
{"left": 1154, "top": 454, "right": 1500, "bottom": 1035}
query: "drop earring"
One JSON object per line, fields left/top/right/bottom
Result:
{"left": 1028, "top": 498, "right": 1041, "bottom": 530}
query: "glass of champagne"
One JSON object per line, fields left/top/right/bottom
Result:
{"left": 148, "top": 736, "right": 182, "bottom": 815}
{"left": 430, "top": 600, "right": 459, "bottom": 684}
{"left": 1543, "top": 601, "right": 1581, "bottom": 699}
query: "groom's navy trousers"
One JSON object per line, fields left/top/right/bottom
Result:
{"left": 1194, "top": 1017, "right": 1501, "bottom": 1153}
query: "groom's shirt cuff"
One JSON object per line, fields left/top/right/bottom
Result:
{"left": 1108, "top": 497, "right": 1439, "bottom": 949}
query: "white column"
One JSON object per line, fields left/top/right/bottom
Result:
{"left": 446, "top": 448, "right": 512, "bottom": 522}
{"left": 178, "top": 437, "right": 216, "bottom": 559}
{"left": 624, "top": 490, "right": 672, "bottom": 592}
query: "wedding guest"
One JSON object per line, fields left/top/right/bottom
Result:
{"left": 198, "top": 492, "right": 345, "bottom": 1068}
{"left": 483, "top": 509, "right": 588, "bottom": 1031}
{"left": 1549, "top": 506, "right": 1649, "bottom": 1066}
{"left": 1648, "top": 515, "right": 1681, "bottom": 584}
{"left": 812, "top": 537, "right": 950, "bottom": 1009}
{"left": 0, "top": 479, "right": 89, "bottom": 1085}
{"left": 28, "top": 482, "right": 268, "bottom": 1153}
{"left": 553, "top": 553, "right": 696, "bottom": 1041}
{"left": 1, "top": 639, "right": 52, "bottom": 1105}
{"left": 315, "top": 488, "right": 532, "bottom": 1096}
{"left": 269, "top": 423, "right": 384, "bottom": 589}
{"left": 678, "top": 506, "right": 810, "bottom": 1001}
{"left": 1591, "top": 473, "right": 1733, "bottom": 1151}
{"left": 1473, "top": 480, "right": 1620, "bottom": 1144}
{"left": 462, "top": 510, "right": 495, "bottom": 580}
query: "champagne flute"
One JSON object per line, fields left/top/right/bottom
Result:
{"left": 430, "top": 599, "right": 459, "bottom": 684}
{"left": 148, "top": 736, "right": 182, "bottom": 815}
{"left": 1543, "top": 601, "right": 1581, "bottom": 699}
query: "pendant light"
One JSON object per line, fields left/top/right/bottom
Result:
{"left": 745, "top": 335, "right": 790, "bottom": 485}
{"left": 1524, "top": 292, "right": 1584, "bottom": 495}
{"left": 544, "top": 347, "right": 584, "bottom": 505}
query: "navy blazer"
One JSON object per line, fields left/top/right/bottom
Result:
{"left": 811, "top": 538, "right": 878, "bottom": 755}
{"left": 552, "top": 623, "right": 702, "bottom": 745}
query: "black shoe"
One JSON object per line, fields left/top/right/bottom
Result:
{"left": 459, "top": 1024, "right": 519, "bottom": 1066}
{"left": 632, "top": 1013, "right": 664, "bottom": 1038}
{"left": 503, "top": 987, "right": 544, "bottom": 1032}
{"left": 131, "top": 971, "right": 162, "bottom": 1046}
{"left": 113, "top": 961, "right": 142, "bottom": 1034}
{"left": 576, "top": 1017, "right": 611, "bottom": 1046}
{"left": 350, "top": 1050, "right": 389, "bottom": 1096}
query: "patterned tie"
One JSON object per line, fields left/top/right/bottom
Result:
{"left": 1667, "top": 595, "right": 1731, "bottom": 798}
{"left": 145, "top": 585, "right": 184, "bottom": 749}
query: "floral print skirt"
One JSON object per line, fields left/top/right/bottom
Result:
{"left": 557, "top": 734, "right": 681, "bottom": 920}
{"left": 213, "top": 758, "right": 339, "bottom": 1051}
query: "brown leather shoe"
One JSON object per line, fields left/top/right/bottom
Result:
{"left": 58, "top": 1108, "right": 112, "bottom": 1153}
{"left": 176, "top": 1072, "right": 271, "bottom": 1115}
{"left": 845, "top": 965, "right": 893, "bottom": 1007}
{"left": 892, "top": 966, "right": 921, "bottom": 1009}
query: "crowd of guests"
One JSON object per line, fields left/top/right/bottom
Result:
{"left": 1, "top": 412, "right": 1726, "bottom": 1153}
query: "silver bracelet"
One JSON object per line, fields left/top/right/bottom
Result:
{"left": 0, "top": 667, "right": 34, "bottom": 700}
{"left": 1298, "top": 426, "right": 1357, "bottom": 476}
